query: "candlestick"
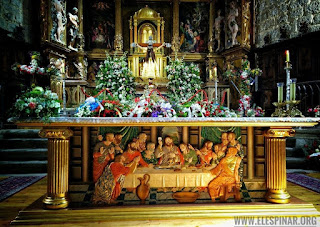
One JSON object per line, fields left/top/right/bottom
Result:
{"left": 214, "top": 78, "right": 218, "bottom": 104}
{"left": 62, "top": 73, "right": 67, "bottom": 116}
{"left": 277, "top": 82, "right": 284, "bottom": 103}
{"left": 290, "top": 78, "right": 297, "bottom": 101}
{"left": 285, "top": 50, "right": 290, "bottom": 62}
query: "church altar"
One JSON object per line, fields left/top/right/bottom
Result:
{"left": 14, "top": 117, "right": 320, "bottom": 207}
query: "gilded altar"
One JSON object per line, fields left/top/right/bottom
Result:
{"left": 128, "top": 6, "right": 167, "bottom": 84}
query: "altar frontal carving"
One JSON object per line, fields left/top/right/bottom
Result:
{"left": 92, "top": 131, "right": 243, "bottom": 205}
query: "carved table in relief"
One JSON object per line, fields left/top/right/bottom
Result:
{"left": 14, "top": 117, "right": 320, "bottom": 209}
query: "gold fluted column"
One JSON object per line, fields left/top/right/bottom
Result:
{"left": 247, "top": 126, "right": 254, "bottom": 179}
{"left": 171, "top": 0, "right": 180, "bottom": 54}
{"left": 114, "top": 0, "right": 123, "bottom": 52}
{"left": 161, "top": 19, "right": 165, "bottom": 44}
{"left": 182, "top": 126, "right": 189, "bottom": 144}
{"left": 82, "top": 127, "right": 89, "bottom": 182}
{"left": 39, "top": 128, "right": 73, "bottom": 209}
{"left": 157, "top": 18, "right": 161, "bottom": 43}
{"left": 151, "top": 126, "right": 157, "bottom": 143}
{"left": 264, "top": 127, "right": 295, "bottom": 204}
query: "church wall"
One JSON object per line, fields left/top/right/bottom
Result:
{"left": 255, "top": 0, "right": 320, "bottom": 48}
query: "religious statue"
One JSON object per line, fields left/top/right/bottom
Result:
{"left": 133, "top": 133, "right": 147, "bottom": 153}
{"left": 227, "top": 1, "right": 239, "bottom": 47}
{"left": 113, "top": 134, "right": 124, "bottom": 155}
{"left": 48, "top": 58, "right": 65, "bottom": 78}
{"left": 141, "top": 143, "right": 158, "bottom": 165}
{"left": 208, "top": 147, "right": 242, "bottom": 202}
{"left": 227, "top": 132, "right": 243, "bottom": 156}
{"left": 51, "top": 0, "right": 66, "bottom": 43}
{"left": 92, "top": 153, "right": 139, "bottom": 205}
{"left": 68, "top": 7, "right": 82, "bottom": 51}
{"left": 135, "top": 36, "right": 166, "bottom": 79}
{"left": 123, "top": 141, "right": 150, "bottom": 167}
{"left": 198, "top": 141, "right": 217, "bottom": 166}
{"left": 216, "top": 132, "right": 229, "bottom": 159}
{"left": 180, "top": 143, "right": 198, "bottom": 167}
{"left": 214, "top": 9, "right": 224, "bottom": 52}
{"left": 242, "top": 1, "right": 250, "bottom": 47}
{"left": 87, "top": 62, "right": 98, "bottom": 85}
{"left": 155, "top": 137, "right": 184, "bottom": 166}
{"left": 73, "top": 58, "right": 87, "bottom": 79}
{"left": 92, "top": 134, "right": 115, "bottom": 183}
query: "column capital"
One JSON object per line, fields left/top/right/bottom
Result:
{"left": 39, "top": 128, "right": 73, "bottom": 139}
{"left": 264, "top": 128, "right": 295, "bottom": 138}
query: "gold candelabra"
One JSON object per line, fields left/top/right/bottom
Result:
{"left": 271, "top": 100, "right": 304, "bottom": 117}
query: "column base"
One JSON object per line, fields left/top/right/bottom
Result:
{"left": 265, "top": 189, "right": 290, "bottom": 204}
{"left": 43, "top": 195, "right": 69, "bottom": 209}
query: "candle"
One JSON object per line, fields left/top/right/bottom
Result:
{"left": 285, "top": 50, "right": 290, "bottom": 62}
{"left": 213, "top": 66, "right": 217, "bottom": 79}
{"left": 290, "top": 78, "right": 297, "bottom": 101}
{"left": 277, "top": 82, "right": 284, "bottom": 103}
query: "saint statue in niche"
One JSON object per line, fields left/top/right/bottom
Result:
{"left": 68, "top": 7, "right": 82, "bottom": 51}
{"left": 227, "top": 1, "right": 239, "bottom": 47}
{"left": 135, "top": 36, "right": 166, "bottom": 80}
{"left": 214, "top": 9, "right": 224, "bottom": 52}
{"left": 51, "top": 0, "right": 66, "bottom": 43}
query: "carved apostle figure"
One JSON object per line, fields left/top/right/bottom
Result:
{"left": 123, "top": 141, "right": 150, "bottom": 167}
{"left": 92, "top": 153, "right": 139, "bottom": 205}
{"left": 208, "top": 147, "right": 242, "bottom": 201}
{"left": 155, "top": 137, "right": 184, "bottom": 166}
{"left": 227, "top": 1, "right": 239, "bottom": 46}
{"left": 92, "top": 134, "right": 115, "bottom": 183}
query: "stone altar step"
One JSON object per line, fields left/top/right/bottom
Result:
{"left": 0, "top": 148, "right": 47, "bottom": 161}
{"left": 0, "top": 129, "right": 48, "bottom": 174}
{"left": 0, "top": 160, "right": 47, "bottom": 174}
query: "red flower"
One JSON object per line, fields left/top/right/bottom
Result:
{"left": 146, "top": 98, "right": 150, "bottom": 102}
{"left": 315, "top": 109, "right": 318, "bottom": 113}
{"left": 144, "top": 103, "right": 147, "bottom": 106}
{"left": 28, "top": 102, "right": 36, "bottom": 109}
{"left": 205, "top": 111, "right": 210, "bottom": 117}
{"left": 133, "top": 114, "right": 137, "bottom": 117}
{"left": 145, "top": 107, "right": 149, "bottom": 111}
{"left": 135, "top": 97, "right": 140, "bottom": 103}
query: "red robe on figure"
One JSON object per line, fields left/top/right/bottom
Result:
{"left": 123, "top": 151, "right": 148, "bottom": 167}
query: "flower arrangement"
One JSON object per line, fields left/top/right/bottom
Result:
{"left": 307, "top": 106, "right": 320, "bottom": 117}
{"left": 124, "top": 93, "right": 177, "bottom": 118}
{"left": 204, "top": 102, "right": 238, "bottom": 117}
{"left": 166, "top": 57, "right": 202, "bottom": 103}
{"left": 75, "top": 95, "right": 124, "bottom": 117}
{"left": 11, "top": 86, "right": 60, "bottom": 121}
{"left": 95, "top": 53, "right": 136, "bottom": 103}
{"left": 11, "top": 52, "right": 46, "bottom": 76}
{"left": 224, "top": 59, "right": 264, "bottom": 117}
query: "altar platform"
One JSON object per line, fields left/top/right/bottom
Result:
{"left": 11, "top": 195, "right": 320, "bottom": 226}
{"left": 10, "top": 117, "right": 320, "bottom": 226}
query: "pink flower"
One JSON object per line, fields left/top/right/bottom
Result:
{"left": 28, "top": 102, "right": 36, "bottom": 109}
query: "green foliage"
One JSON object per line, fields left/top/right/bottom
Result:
{"left": 10, "top": 86, "right": 60, "bottom": 121}
{"left": 96, "top": 53, "right": 136, "bottom": 102}
{"left": 165, "top": 57, "right": 202, "bottom": 103}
